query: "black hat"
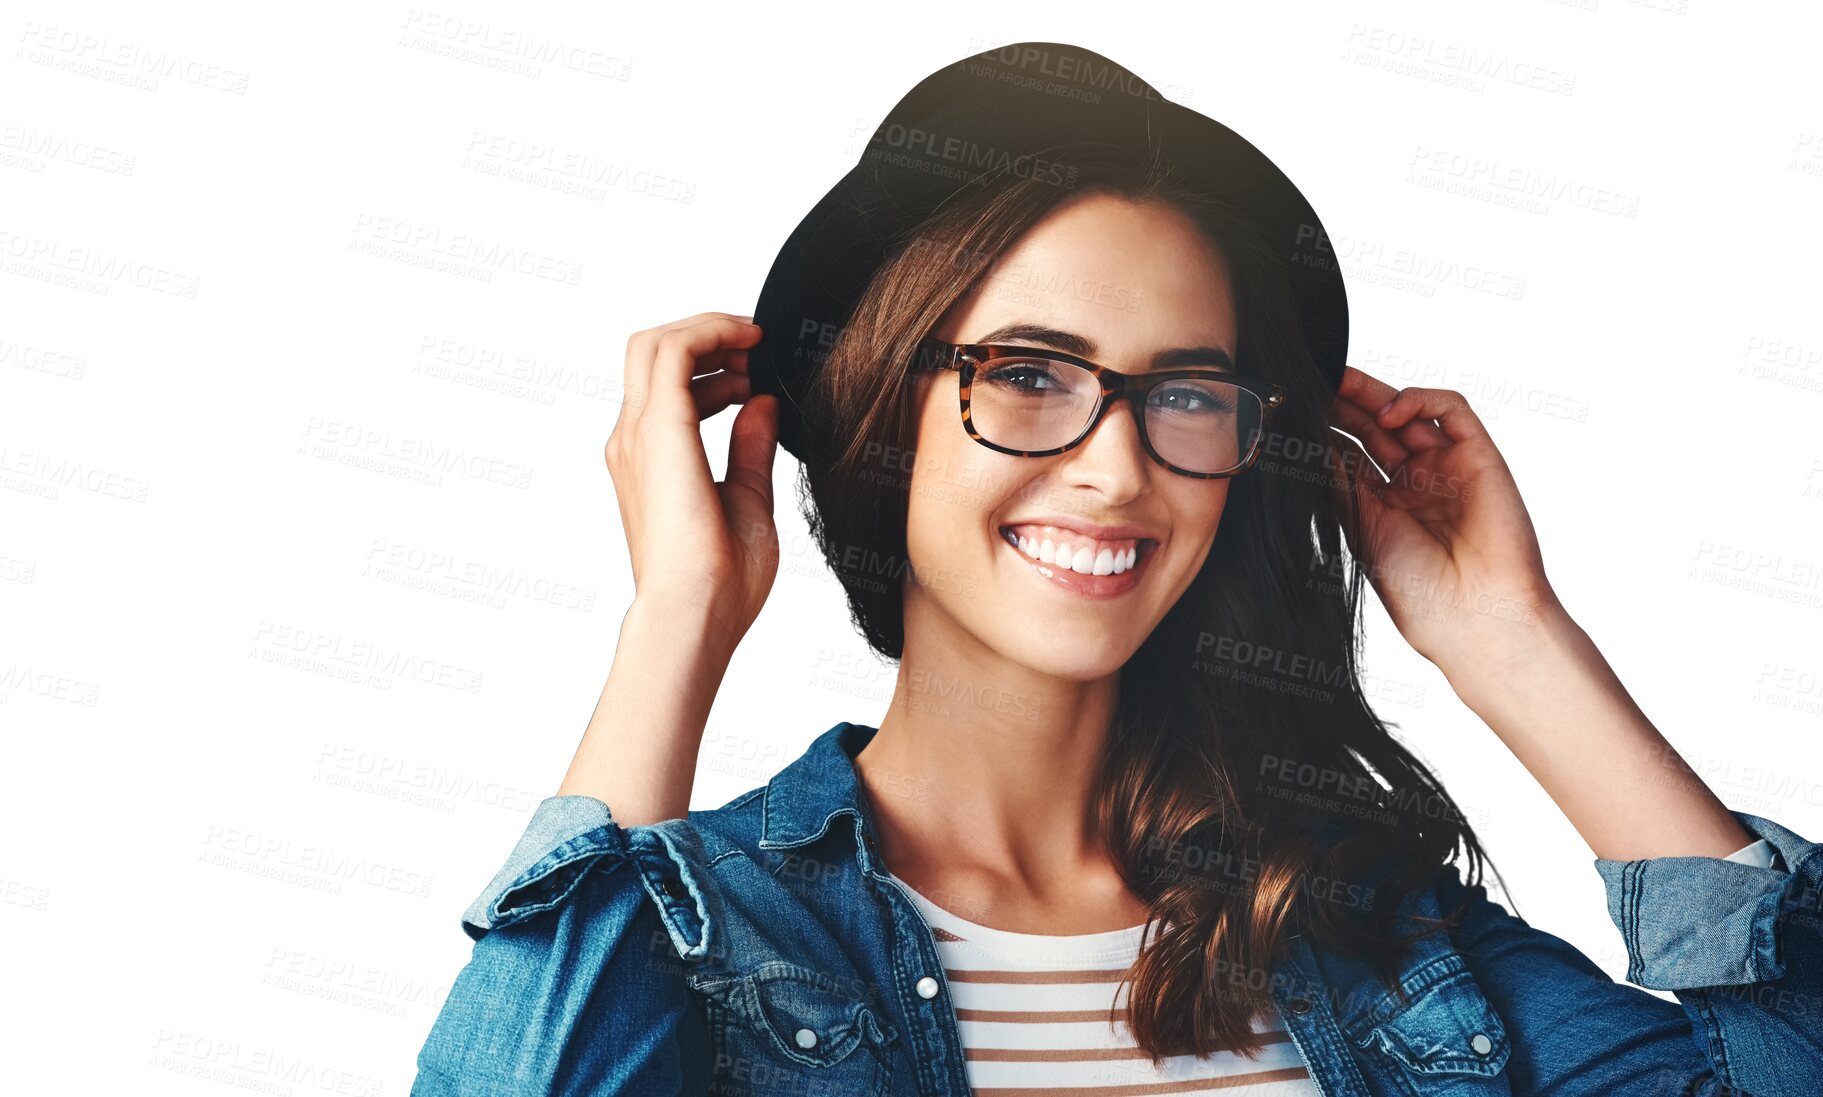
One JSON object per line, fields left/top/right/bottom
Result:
{"left": 747, "top": 40, "right": 1349, "bottom": 465}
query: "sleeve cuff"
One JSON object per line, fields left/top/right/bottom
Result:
{"left": 1593, "top": 810, "right": 1816, "bottom": 990}
{"left": 459, "top": 795, "right": 627, "bottom": 940}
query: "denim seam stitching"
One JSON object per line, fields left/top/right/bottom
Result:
{"left": 641, "top": 826, "right": 714, "bottom": 960}
{"left": 721, "top": 787, "right": 765, "bottom": 813}
{"left": 880, "top": 874, "right": 943, "bottom": 1095}
{"left": 1361, "top": 965, "right": 1508, "bottom": 1078}
{"left": 1694, "top": 987, "right": 1733, "bottom": 1083}
{"left": 489, "top": 829, "right": 624, "bottom": 924}
{"left": 1750, "top": 885, "right": 1775, "bottom": 983}
{"left": 1289, "top": 963, "right": 1376, "bottom": 1094}
{"left": 1626, "top": 860, "right": 1655, "bottom": 984}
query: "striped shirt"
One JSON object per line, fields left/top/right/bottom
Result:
{"left": 888, "top": 871, "right": 1320, "bottom": 1095}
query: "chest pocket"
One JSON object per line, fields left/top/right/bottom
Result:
{"left": 1354, "top": 954, "right": 1512, "bottom": 1094}
{"left": 698, "top": 961, "right": 896, "bottom": 1096}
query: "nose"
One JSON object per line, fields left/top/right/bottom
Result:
{"left": 1057, "top": 396, "right": 1152, "bottom": 492}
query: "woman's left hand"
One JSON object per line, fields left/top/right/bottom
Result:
{"left": 1325, "top": 366, "right": 1566, "bottom": 674}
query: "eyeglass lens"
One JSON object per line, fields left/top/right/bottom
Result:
{"left": 968, "top": 356, "right": 1261, "bottom": 475}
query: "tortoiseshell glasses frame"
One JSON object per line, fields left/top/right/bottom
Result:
{"left": 909, "top": 337, "right": 1287, "bottom": 480}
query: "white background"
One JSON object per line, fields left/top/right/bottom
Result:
{"left": 3, "top": 0, "right": 1821, "bottom": 1090}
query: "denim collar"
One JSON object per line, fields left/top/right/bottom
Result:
{"left": 755, "top": 720, "right": 1363, "bottom": 875}
{"left": 758, "top": 720, "right": 881, "bottom": 854}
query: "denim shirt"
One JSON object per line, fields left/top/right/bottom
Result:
{"left": 411, "top": 721, "right": 1823, "bottom": 1096}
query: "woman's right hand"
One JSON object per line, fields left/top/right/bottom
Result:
{"left": 606, "top": 312, "right": 780, "bottom": 653}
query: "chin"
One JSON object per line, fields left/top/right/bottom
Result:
{"left": 990, "top": 635, "right": 1137, "bottom": 686}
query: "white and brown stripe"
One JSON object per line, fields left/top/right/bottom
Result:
{"left": 889, "top": 872, "right": 1319, "bottom": 1096}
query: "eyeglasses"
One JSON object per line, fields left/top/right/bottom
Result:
{"left": 909, "top": 338, "right": 1286, "bottom": 479}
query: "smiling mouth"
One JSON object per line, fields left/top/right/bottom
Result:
{"left": 997, "top": 526, "right": 1160, "bottom": 597}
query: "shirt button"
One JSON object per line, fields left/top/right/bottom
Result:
{"left": 795, "top": 1027, "right": 818, "bottom": 1049}
{"left": 1287, "top": 997, "right": 1312, "bottom": 1016}
{"left": 916, "top": 976, "right": 940, "bottom": 999}
{"left": 1470, "top": 1033, "right": 1493, "bottom": 1055}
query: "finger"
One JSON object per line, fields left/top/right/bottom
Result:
{"left": 635, "top": 316, "right": 764, "bottom": 425}
{"left": 724, "top": 393, "right": 779, "bottom": 521}
{"left": 1339, "top": 366, "right": 1451, "bottom": 451}
{"left": 1324, "top": 431, "right": 1385, "bottom": 545}
{"left": 622, "top": 314, "right": 761, "bottom": 411}
{"left": 1377, "top": 385, "right": 1490, "bottom": 445}
{"left": 1330, "top": 396, "right": 1412, "bottom": 478}
{"left": 690, "top": 370, "right": 750, "bottom": 420}
{"left": 689, "top": 346, "right": 753, "bottom": 378}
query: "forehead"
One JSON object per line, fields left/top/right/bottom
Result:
{"left": 956, "top": 192, "right": 1238, "bottom": 355}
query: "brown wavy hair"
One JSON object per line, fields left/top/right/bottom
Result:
{"left": 796, "top": 142, "right": 1499, "bottom": 1062}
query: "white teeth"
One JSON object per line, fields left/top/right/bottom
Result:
{"left": 1005, "top": 527, "right": 1144, "bottom": 576}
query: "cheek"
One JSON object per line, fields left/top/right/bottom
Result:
{"left": 906, "top": 440, "right": 1005, "bottom": 547}
{"left": 1169, "top": 482, "right": 1232, "bottom": 556}
{"left": 908, "top": 384, "right": 993, "bottom": 515}
{"left": 1202, "top": 484, "right": 1232, "bottom": 529}
{"left": 905, "top": 413, "right": 1021, "bottom": 581}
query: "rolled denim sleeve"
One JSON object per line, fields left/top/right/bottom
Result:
{"left": 1593, "top": 809, "right": 1823, "bottom": 1094}
{"left": 412, "top": 796, "right": 716, "bottom": 1096}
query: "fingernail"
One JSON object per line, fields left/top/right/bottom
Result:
{"left": 1377, "top": 400, "right": 1395, "bottom": 418}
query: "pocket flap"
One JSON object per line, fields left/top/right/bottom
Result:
{"left": 1360, "top": 956, "right": 1510, "bottom": 1078}
{"left": 725, "top": 961, "right": 894, "bottom": 1069}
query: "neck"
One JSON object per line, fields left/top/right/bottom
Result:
{"left": 853, "top": 599, "right": 1123, "bottom": 906}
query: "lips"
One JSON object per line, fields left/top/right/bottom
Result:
{"left": 997, "top": 522, "right": 1159, "bottom": 597}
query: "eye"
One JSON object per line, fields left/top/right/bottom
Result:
{"left": 1149, "top": 382, "right": 1237, "bottom": 414}
{"left": 978, "top": 360, "right": 1070, "bottom": 394}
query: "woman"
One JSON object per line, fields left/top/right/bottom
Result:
{"left": 411, "top": 43, "right": 1822, "bottom": 1096}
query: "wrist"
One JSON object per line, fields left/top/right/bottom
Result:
{"left": 1435, "top": 594, "right": 1583, "bottom": 710}
{"left": 563, "top": 595, "right": 739, "bottom": 819}
{"left": 625, "top": 588, "right": 746, "bottom": 665}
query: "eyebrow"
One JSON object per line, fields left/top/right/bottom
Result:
{"left": 972, "top": 322, "right": 1235, "bottom": 371}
